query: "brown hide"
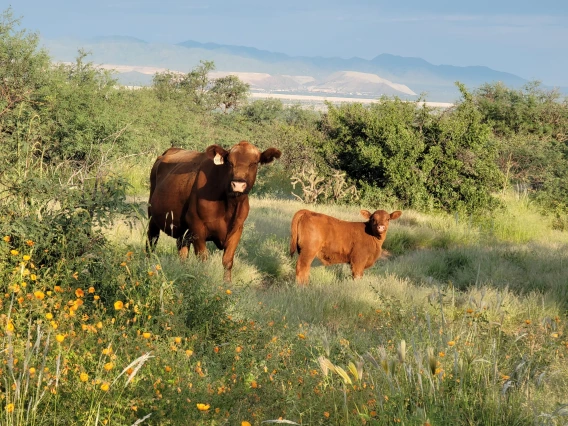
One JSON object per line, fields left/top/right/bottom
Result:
{"left": 148, "top": 141, "right": 281, "bottom": 282}
{"left": 290, "top": 209, "right": 402, "bottom": 284}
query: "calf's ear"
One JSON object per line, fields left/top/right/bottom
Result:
{"left": 260, "top": 148, "right": 282, "bottom": 164}
{"left": 206, "top": 145, "right": 230, "bottom": 165}
{"left": 360, "top": 210, "right": 372, "bottom": 220}
{"left": 390, "top": 211, "right": 402, "bottom": 220}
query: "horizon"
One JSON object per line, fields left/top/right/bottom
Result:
{"left": 9, "top": 1, "right": 568, "bottom": 87}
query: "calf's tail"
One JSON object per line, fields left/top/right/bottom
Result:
{"left": 289, "top": 210, "right": 307, "bottom": 256}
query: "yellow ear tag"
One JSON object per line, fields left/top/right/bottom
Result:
{"left": 214, "top": 153, "right": 224, "bottom": 165}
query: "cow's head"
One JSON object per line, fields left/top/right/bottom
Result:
{"left": 206, "top": 141, "right": 281, "bottom": 197}
{"left": 360, "top": 209, "right": 402, "bottom": 238}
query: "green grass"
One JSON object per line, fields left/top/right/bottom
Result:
{"left": 2, "top": 194, "right": 568, "bottom": 425}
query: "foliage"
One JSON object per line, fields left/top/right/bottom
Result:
{"left": 153, "top": 60, "right": 215, "bottom": 111}
{"left": 421, "top": 83, "right": 503, "bottom": 213}
{"left": 474, "top": 81, "right": 568, "bottom": 138}
{"left": 241, "top": 99, "right": 284, "bottom": 123}
{"left": 321, "top": 90, "right": 503, "bottom": 213}
{"left": 153, "top": 60, "right": 250, "bottom": 114}
{"left": 210, "top": 74, "right": 250, "bottom": 113}
{"left": 474, "top": 81, "right": 568, "bottom": 226}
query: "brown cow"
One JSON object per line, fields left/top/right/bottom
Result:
{"left": 289, "top": 209, "right": 402, "bottom": 284}
{"left": 147, "top": 141, "right": 281, "bottom": 282}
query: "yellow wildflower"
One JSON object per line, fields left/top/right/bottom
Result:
{"left": 104, "top": 362, "right": 114, "bottom": 371}
{"left": 196, "top": 403, "right": 210, "bottom": 411}
{"left": 55, "top": 334, "right": 65, "bottom": 343}
{"left": 100, "top": 382, "right": 110, "bottom": 391}
{"left": 2, "top": 235, "right": 10, "bottom": 242}
{"left": 80, "top": 373, "right": 89, "bottom": 382}
{"left": 142, "top": 332, "right": 151, "bottom": 339}
{"left": 10, "top": 250, "right": 19, "bottom": 256}
{"left": 23, "top": 255, "right": 30, "bottom": 261}
{"left": 34, "top": 291, "right": 45, "bottom": 300}
{"left": 6, "top": 403, "right": 14, "bottom": 413}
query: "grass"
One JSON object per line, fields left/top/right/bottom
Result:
{"left": 1, "top": 193, "right": 568, "bottom": 425}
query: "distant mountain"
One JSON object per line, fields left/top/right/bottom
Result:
{"left": 313, "top": 71, "right": 416, "bottom": 96}
{"left": 207, "top": 70, "right": 414, "bottom": 97}
{"left": 42, "top": 36, "right": 530, "bottom": 102}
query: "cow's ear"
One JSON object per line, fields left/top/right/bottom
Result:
{"left": 390, "top": 211, "right": 402, "bottom": 220}
{"left": 260, "top": 148, "right": 282, "bottom": 164}
{"left": 360, "top": 210, "right": 372, "bottom": 220}
{"left": 206, "top": 145, "right": 229, "bottom": 166}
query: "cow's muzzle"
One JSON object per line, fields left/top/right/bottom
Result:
{"left": 231, "top": 180, "right": 247, "bottom": 193}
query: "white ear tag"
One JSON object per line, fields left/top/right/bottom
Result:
{"left": 213, "top": 153, "right": 224, "bottom": 165}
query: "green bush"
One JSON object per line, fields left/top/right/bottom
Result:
{"left": 321, "top": 89, "right": 503, "bottom": 213}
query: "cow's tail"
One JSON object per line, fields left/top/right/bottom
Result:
{"left": 289, "top": 210, "right": 307, "bottom": 257}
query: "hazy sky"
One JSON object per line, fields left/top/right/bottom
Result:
{"left": 8, "top": 0, "right": 568, "bottom": 86}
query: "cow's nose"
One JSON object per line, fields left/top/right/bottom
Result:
{"left": 231, "top": 181, "right": 247, "bottom": 192}
{"left": 378, "top": 225, "right": 386, "bottom": 233}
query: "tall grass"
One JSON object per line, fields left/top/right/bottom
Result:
{"left": 2, "top": 193, "right": 567, "bottom": 425}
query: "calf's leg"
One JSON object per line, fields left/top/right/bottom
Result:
{"left": 296, "top": 248, "right": 317, "bottom": 285}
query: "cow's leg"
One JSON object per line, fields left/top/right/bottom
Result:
{"left": 176, "top": 237, "right": 190, "bottom": 259}
{"left": 221, "top": 225, "right": 244, "bottom": 282}
{"left": 350, "top": 262, "right": 365, "bottom": 280}
{"left": 146, "top": 220, "right": 160, "bottom": 252}
{"left": 296, "top": 249, "right": 317, "bottom": 285}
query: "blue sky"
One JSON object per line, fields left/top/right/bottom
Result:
{"left": 9, "top": 0, "right": 568, "bottom": 86}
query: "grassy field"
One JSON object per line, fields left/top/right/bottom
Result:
{"left": 2, "top": 192, "right": 568, "bottom": 425}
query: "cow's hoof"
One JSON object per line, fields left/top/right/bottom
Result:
{"left": 178, "top": 247, "right": 189, "bottom": 259}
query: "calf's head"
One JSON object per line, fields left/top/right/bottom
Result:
{"left": 361, "top": 209, "right": 402, "bottom": 238}
{"left": 206, "top": 141, "right": 281, "bottom": 197}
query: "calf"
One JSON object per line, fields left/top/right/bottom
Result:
{"left": 289, "top": 209, "right": 402, "bottom": 284}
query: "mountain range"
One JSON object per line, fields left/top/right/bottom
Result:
{"left": 42, "top": 36, "right": 533, "bottom": 102}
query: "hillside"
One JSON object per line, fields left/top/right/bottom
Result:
{"left": 42, "top": 36, "right": 530, "bottom": 102}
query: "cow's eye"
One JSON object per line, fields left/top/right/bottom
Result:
{"left": 249, "top": 162, "right": 258, "bottom": 168}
